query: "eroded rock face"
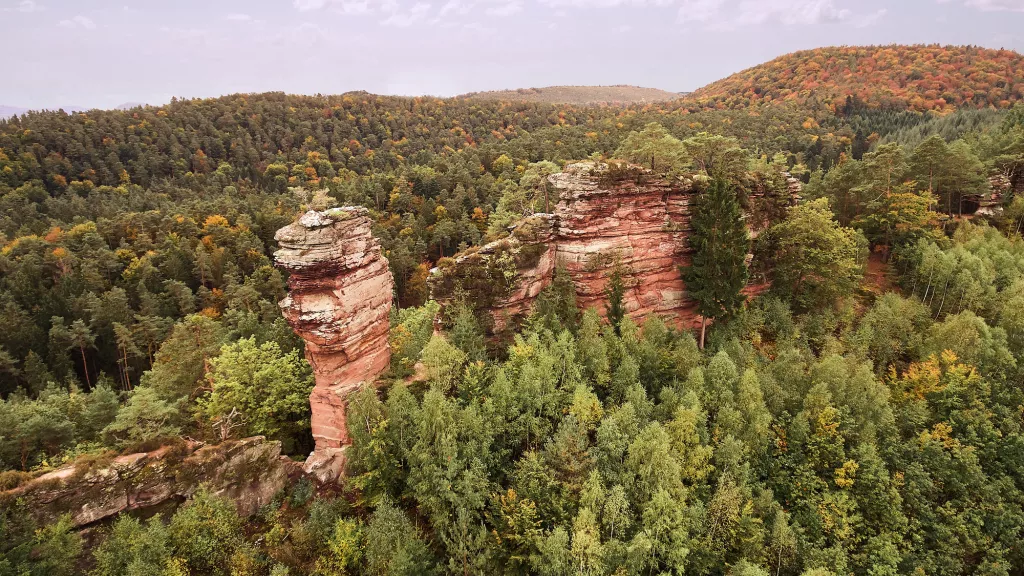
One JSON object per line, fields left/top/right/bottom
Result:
{"left": 274, "top": 208, "right": 394, "bottom": 479}
{"left": 549, "top": 162, "right": 696, "bottom": 324}
{"left": 432, "top": 162, "right": 777, "bottom": 330}
{"left": 1, "top": 437, "right": 297, "bottom": 527}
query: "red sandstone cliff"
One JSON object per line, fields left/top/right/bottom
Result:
{"left": 274, "top": 208, "right": 394, "bottom": 481}
{"left": 431, "top": 161, "right": 779, "bottom": 331}
{"left": 550, "top": 162, "right": 696, "bottom": 324}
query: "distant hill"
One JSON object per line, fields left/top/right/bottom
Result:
{"left": 461, "top": 85, "right": 684, "bottom": 105}
{"left": 0, "top": 105, "right": 29, "bottom": 119}
{"left": 0, "top": 102, "right": 147, "bottom": 119}
{"left": 690, "top": 45, "right": 1024, "bottom": 113}
{"left": 0, "top": 104, "right": 92, "bottom": 119}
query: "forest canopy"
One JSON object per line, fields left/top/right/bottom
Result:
{"left": 4, "top": 43, "right": 1024, "bottom": 576}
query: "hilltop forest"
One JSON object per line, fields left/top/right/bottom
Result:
{"left": 3, "top": 44, "right": 1024, "bottom": 576}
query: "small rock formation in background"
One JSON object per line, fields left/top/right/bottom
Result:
{"left": 274, "top": 208, "right": 394, "bottom": 482}
{"left": 431, "top": 162, "right": 778, "bottom": 331}
{"left": 1, "top": 437, "right": 296, "bottom": 528}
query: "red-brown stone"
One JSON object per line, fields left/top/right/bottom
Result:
{"left": 274, "top": 208, "right": 394, "bottom": 479}
{"left": 432, "top": 162, "right": 779, "bottom": 331}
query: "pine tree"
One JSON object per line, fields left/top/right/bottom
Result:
{"left": 682, "top": 178, "right": 750, "bottom": 348}
{"left": 605, "top": 264, "right": 626, "bottom": 335}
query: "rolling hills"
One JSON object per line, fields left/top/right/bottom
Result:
{"left": 460, "top": 85, "right": 685, "bottom": 105}
{"left": 689, "top": 45, "right": 1024, "bottom": 113}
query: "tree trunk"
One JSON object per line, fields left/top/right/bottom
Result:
{"left": 79, "top": 345, "right": 91, "bottom": 390}
{"left": 121, "top": 345, "right": 133, "bottom": 391}
{"left": 700, "top": 317, "right": 707, "bottom": 350}
{"left": 935, "top": 277, "right": 950, "bottom": 319}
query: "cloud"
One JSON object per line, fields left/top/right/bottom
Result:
{"left": 677, "top": 0, "right": 725, "bottom": 24}
{"left": 437, "top": 0, "right": 525, "bottom": 15}
{"left": 677, "top": 0, "right": 854, "bottom": 27}
{"left": 333, "top": 0, "right": 375, "bottom": 13}
{"left": 486, "top": 1, "right": 523, "bottom": 15}
{"left": 735, "top": 0, "right": 850, "bottom": 26}
{"left": 940, "top": 0, "right": 1024, "bottom": 10}
{"left": 295, "top": 0, "right": 399, "bottom": 11}
{"left": 58, "top": 15, "right": 96, "bottom": 29}
{"left": 381, "top": 1, "right": 431, "bottom": 26}
{"left": 226, "top": 13, "right": 252, "bottom": 21}
{"left": 10, "top": 0, "right": 44, "bottom": 12}
{"left": 853, "top": 7, "right": 887, "bottom": 27}
{"left": 539, "top": 0, "right": 672, "bottom": 6}
{"left": 294, "top": 0, "right": 329, "bottom": 10}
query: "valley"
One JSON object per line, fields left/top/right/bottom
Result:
{"left": 1, "top": 43, "right": 1024, "bottom": 576}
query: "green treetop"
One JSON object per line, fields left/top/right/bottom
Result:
{"left": 682, "top": 178, "right": 750, "bottom": 348}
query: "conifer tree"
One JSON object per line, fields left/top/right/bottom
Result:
{"left": 682, "top": 178, "right": 750, "bottom": 348}
{"left": 605, "top": 264, "right": 627, "bottom": 335}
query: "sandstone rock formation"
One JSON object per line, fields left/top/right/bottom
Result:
{"left": 274, "top": 208, "right": 394, "bottom": 481}
{"left": 271, "top": 168, "right": 789, "bottom": 482}
{"left": 549, "top": 162, "right": 696, "bottom": 322}
{"left": 431, "top": 162, "right": 780, "bottom": 331}
{"left": 1, "top": 437, "right": 297, "bottom": 527}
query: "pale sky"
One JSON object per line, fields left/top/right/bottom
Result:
{"left": 2, "top": 0, "right": 1023, "bottom": 110}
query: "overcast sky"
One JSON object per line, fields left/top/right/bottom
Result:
{"left": 1, "top": 0, "right": 1023, "bottom": 110}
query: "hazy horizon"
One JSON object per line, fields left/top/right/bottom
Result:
{"left": 3, "top": 0, "right": 1024, "bottom": 111}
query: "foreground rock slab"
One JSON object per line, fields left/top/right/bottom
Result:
{"left": 1, "top": 437, "right": 297, "bottom": 527}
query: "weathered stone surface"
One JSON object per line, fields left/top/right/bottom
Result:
{"left": 549, "top": 162, "right": 696, "bottom": 325}
{"left": 432, "top": 162, "right": 777, "bottom": 330}
{"left": 430, "top": 214, "right": 557, "bottom": 331}
{"left": 1, "top": 437, "right": 297, "bottom": 527}
{"left": 274, "top": 208, "right": 394, "bottom": 476}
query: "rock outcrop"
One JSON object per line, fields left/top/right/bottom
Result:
{"left": 431, "top": 162, "right": 779, "bottom": 331}
{"left": 274, "top": 208, "right": 394, "bottom": 481}
{"left": 549, "top": 163, "right": 696, "bottom": 323}
{"left": 1, "top": 437, "right": 297, "bottom": 527}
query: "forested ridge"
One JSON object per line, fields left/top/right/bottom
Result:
{"left": 692, "top": 45, "right": 1024, "bottom": 113}
{"left": 3, "top": 44, "right": 1024, "bottom": 576}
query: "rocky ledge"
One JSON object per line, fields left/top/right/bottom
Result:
{"left": 0, "top": 437, "right": 297, "bottom": 527}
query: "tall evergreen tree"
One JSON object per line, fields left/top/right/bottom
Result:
{"left": 682, "top": 178, "right": 750, "bottom": 348}
{"left": 604, "top": 264, "right": 627, "bottom": 336}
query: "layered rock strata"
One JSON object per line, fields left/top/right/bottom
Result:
{"left": 431, "top": 161, "right": 779, "bottom": 330}
{"left": 274, "top": 208, "right": 394, "bottom": 480}
{"left": 1, "top": 437, "right": 297, "bottom": 528}
{"left": 549, "top": 162, "right": 695, "bottom": 322}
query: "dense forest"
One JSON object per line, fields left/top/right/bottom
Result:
{"left": 4, "top": 44, "right": 1024, "bottom": 576}
{"left": 693, "top": 45, "right": 1024, "bottom": 113}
